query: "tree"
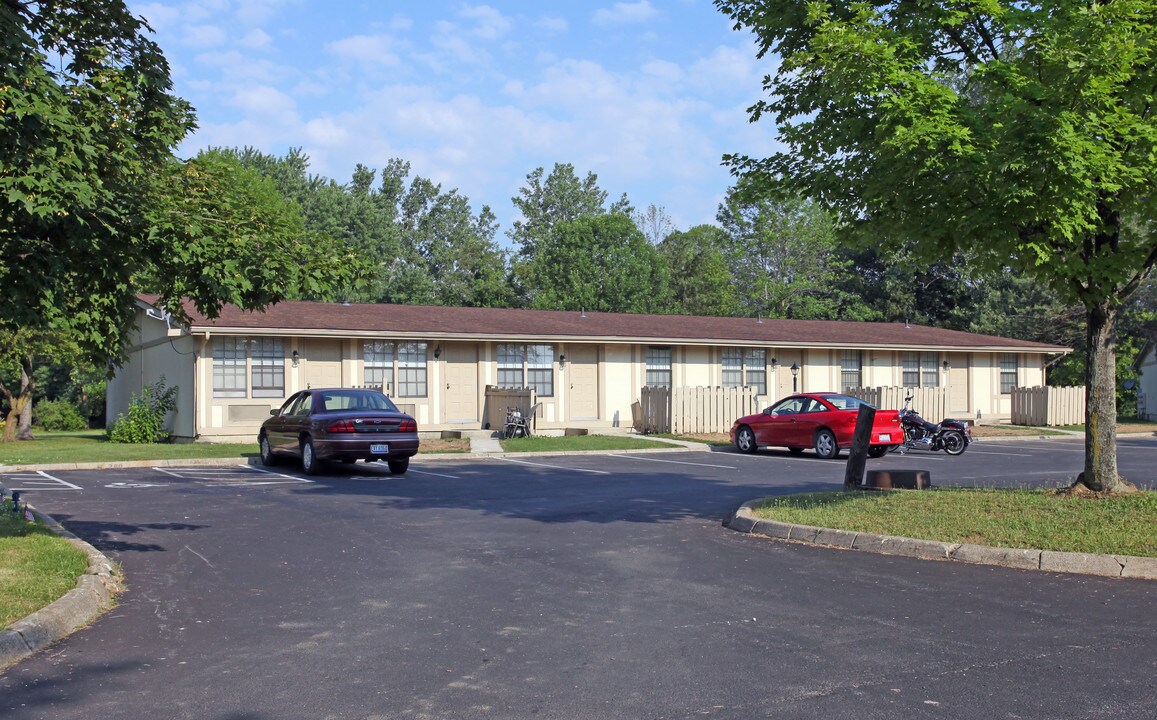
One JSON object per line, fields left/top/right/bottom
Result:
{"left": 0, "top": 328, "right": 75, "bottom": 442}
{"left": 237, "top": 150, "right": 510, "bottom": 307}
{"left": 717, "top": 188, "right": 865, "bottom": 320}
{"left": 140, "top": 149, "right": 368, "bottom": 317}
{"left": 403, "top": 184, "right": 515, "bottom": 308}
{"left": 717, "top": 0, "right": 1157, "bottom": 491}
{"left": 2, "top": 2, "right": 362, "bottom": 395}
{"left": 509, "top": 163, "right": 632, "bottom": 258}
{"left": 839, "top": 245, "right": 985, "bottom": 329}
{"left": 2, "top": 0, "right": 193, "bottom": 365}
{"left": 658, "top": 225, "right": 741, "bottom": 317}
{"left": 523, "top": 214, "right": 670, "bottom": 314}
{"left": 633, "top": 204, "right": 676, "bottom": 246}
{"left": 509, "top": 163, "right": 634, "bottom": 305}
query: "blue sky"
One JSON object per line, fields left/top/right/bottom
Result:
{"left": 130, "top": 0, "right": 780, "bottom": 240}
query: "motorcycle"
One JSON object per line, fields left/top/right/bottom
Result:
{"left": 894, "top": 395, "right": 972, "bottom": 456}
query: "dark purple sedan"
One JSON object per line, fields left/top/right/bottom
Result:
{"left": 258, "top": 388, "right": 420, "bottom": 475}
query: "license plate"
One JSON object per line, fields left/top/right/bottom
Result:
{"left": 878, "top": 434, "right": 892, "bottom": 443}
{"left": 370, "top": 444, "right": 389, "bottom": 454}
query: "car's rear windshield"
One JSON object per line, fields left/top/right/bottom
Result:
{"left": 319, "top": 391, "right": 398, "bottom": 412}
{"left": 823, "top": 394, "right": 866, "bottom": 410}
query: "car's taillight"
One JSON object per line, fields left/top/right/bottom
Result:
{"left": 326, "top": 420, "right": 358, "bottom": 433}
{"left": 399, "top": 419, "right": 417, "bottom": 432}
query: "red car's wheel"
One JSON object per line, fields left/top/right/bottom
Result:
{"left": 735, "top": 426, "right": 758, "bottom": 453}
{"left": 814, "top": 429, "right": 839, "bottom": 459}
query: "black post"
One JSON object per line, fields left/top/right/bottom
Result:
{"left": 844, "top": 404, "right": 876, "bottom": 489}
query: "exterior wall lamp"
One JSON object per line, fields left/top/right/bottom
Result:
{"left": 559, "top": 354, "right": 567, "bottom": 369}
{"left": 790, "top": 362, "right": 799, "bottom": 393}
{"left": 433, "top": 345, "right": 442, "bottom": 359}
{"left": 291, "top": 350, "right": 300, "bottom": 368}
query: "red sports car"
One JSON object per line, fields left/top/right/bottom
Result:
{"left": 730, "top": 393, "right": 902, "bottom": 459}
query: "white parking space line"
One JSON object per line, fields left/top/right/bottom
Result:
{"left": 975, "top": 444, "right": 1086, "bottom": 454}
{"left": 617, "top": 454, "right": 739, "bottom": 470}
{"left": 1, "top": 471, "right": 83, "bottom": 491}
{"left": 407, "top": 468, "right": 462, "bottom": 479}
{"left": 495, "top": 457, "right": 611, "bottom": 475}
{"left": 152, "top": 465, "right": 314, "bottom": 485}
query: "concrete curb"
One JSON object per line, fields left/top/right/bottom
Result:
{"left": 727, "top": 502, "right": 1157, "bottom": 581}
{"left": 0, "top": 502, "right": 123, "bottom": 670}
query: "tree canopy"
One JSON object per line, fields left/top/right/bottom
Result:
{"left": 716, "top": 0, "right": 1157, "bottom": 490}
{"left": 522, "top": 213, "right": 670, "bottom": 314}
{"left": 1, "top": 1, "right": 363, "bottom": 372}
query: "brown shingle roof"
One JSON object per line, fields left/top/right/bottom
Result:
{"left": 168, "top": 299, "right": 1066, "bottom": 353}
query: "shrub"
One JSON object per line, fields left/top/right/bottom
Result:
{"left": 107, "top": 377, "right": 178, "bottom": 444}
{"left": 33, "top": 399, "right": 88, "bottom": 431}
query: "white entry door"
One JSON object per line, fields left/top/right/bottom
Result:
{"left": 567, "top": 346, "right": 599, "bottom": 420}
{"left": 442, "top": 343, "right": 479, "bottom": 423}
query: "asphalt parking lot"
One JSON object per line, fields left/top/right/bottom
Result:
{"left": 2, "top": 436, "right": 1156, "bottom": 719}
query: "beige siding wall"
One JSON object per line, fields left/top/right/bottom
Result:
{"left": 109, "top": 314, "right": 196, "bottom": 439}
{"left": 1138, "top": 346, "right": 1157, "bottom": 420}
{"left": 682, "top": 346, "right": 713, "bottom": 387}
{"left": 604, "top": 344, "right": 636, "bottom": 429}
{"left": 123, "top": 316, "right": 1059, "bottom": 440}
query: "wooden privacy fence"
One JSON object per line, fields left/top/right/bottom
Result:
{"left": 1011, "top": 386, "right": 1084, "bottom": 426}
{"left": 484, "top": 386, "right": 538, "bottom": 432}
{"left": 847, "top": 387, "right": 950, "bottom": 424}
{"left": 636, "top": 386, "right": 763, "bottom": 434}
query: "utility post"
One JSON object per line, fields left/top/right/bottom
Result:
{"left": 844, "top": 403, "right": 876, "bottom": 489}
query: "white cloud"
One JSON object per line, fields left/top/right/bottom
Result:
{"left": 592, "top": 1, "right": 658, "bottom": 26}
{"left": 426, "top": 21, "right": 492, "bottom": 68}
{"left": 182, "top": 24, "right": 227, "bottom": 47}
{"left": 459, "top": 5, "right": 511, "bottom": 40}
{"left": 240, "top": 28, "right": 272, "bottom": 48}
{"left": 641, "top": 59, "right": 682, "bottom": 83}
{"left": 327, "top": 34, "right": 405, "bottom": 68}
{"left": 193, "top": 50, "right": 290, "bottom": 83}
{"left": 133, "top": 2, "right": 181, "bottom": 32}
{"left": 234, "top": 0, "right": 301, "bottom": 25}
{"left": 230, "top": 84, "right": 297, "bottom": 116}
{"left": 303, "top": 117, "right": 350, "bottom": 146}
{"left": 687, "top": 44, "right": 771, "bottom": 93}
{"left": 536, "top": 16, "right": 568, "bottom": 34}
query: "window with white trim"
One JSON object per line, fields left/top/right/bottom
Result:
{"left": 1000, "top": 353, "right": 1018, "bottom": 394}
{"left": 363, "top": 341, "right": 394, "bottom": 392}
{"left": 497, "top": 344, "right": 555, "bottom": 396}
{"left": 646, "top": 347, "right": 672, "bottom": 388}
{"left": 840, "top": 350, "right": 862, "bottom": 392}
{"left": 722, "top": 348, "right": 766, "bottom": 395}
{"left": 396, "top": 342, "right": 428, "bottom": 397}
{"left": 526, "top": 344, "right": 554, "bottom": 397}
{"left": 213, "top": 338, "right": 248, "bottom": 398}
{"left": 250, "top": 338, "right": 285, "bottom": 398}
{"left": 745, "top": 349, "right": 767, "bottom": 395}
{"left": 902, "top": 352, "right": 940, "bottom": 388}
{"left": 498, "top": 343, "right": 525, "bottom": 389}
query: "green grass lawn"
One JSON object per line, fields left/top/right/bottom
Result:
{"left": 0, "top": 431, "right": 257, "bottom": 466}
{"left": 499, "top": 434, "right": 678, "bottom": 452}
{"left": 0, "top": 502, "right": 90, "bottom": 628}
{"left": 750, "top": 488, "right": 1157, "bottom": 557}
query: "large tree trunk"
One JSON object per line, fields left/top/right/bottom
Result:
{"left": 1081, "top": 301, "right": 1119, "bottom": 491}
{"left": 16, "top": 363, "right": 34, "bottom": 440}
{"left": 0, "top": 357, "right": 35, "bottom": 442}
